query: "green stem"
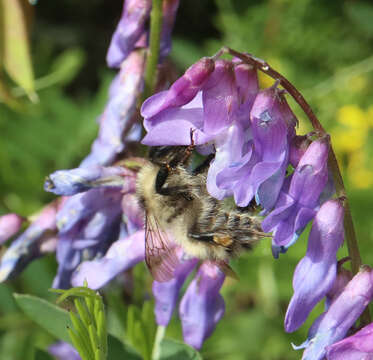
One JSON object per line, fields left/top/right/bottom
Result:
{"left": 223, "top": 47, "right": 370, "bottom": 323}
{"left": 151, "top": 325, "right": 165, "bottom": 360}
{"left": 143, "top": 0, "right": 163, "bottom": 100}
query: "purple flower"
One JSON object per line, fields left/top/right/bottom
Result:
{"left": 285, "top": 199, "right": 345, "bottom": 332}
{"left": 70, "top": 192, "right": 144, "bottom": 289}
{"left": 106, "top": 0, "right": 152, "bottom": 68}
{"left": 262, "top": 137, "right": 330, "bottom": 256}
{"left": 53, "top": 188, "right": 124, "bottom": 289}
{"left": 0, "top": 213, "right": 25, "bottom": 244}
{"left": 179, "top": 261, "right": 225, "bottom": 350}
{"left": 300, "top": 266, "right": 373, "bottom": 360}
{"left": 141, "top": 60, "right": 299, "bottom": 211}
{"left": 81, "top": 50, "right": 145, "bottom": 167}
{"left": 0, "top": 201, "right": 60, "bottom": 282}
{"left": 153, "top": 249, "right": 198, "bottom": 326}
{"left": 141, "top": 56, "right": 215, "bottom": 125}
{"left": 326, "top": 322, "right": 373, "bottom": 360}
{"left": 44, "top": 165, "right": 136, "bottom": 196}
{"left": 216, "top": 85, "right": 296, "bottom": 209}
{"left": 71, "top": 230, "right": 145, "bottom": 289}
{"left": 48, "top": 341, "right": 81, "bottom": 360}
{"left": 106, "top": 0, "right": 180, "bottom": 68}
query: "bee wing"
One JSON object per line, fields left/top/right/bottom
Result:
{"left": 145, "top": 213, "right": 179, "bottom": 282}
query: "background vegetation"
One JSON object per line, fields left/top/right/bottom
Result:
{"left": 1, "top": 0, "right": 373, "bottom": 359}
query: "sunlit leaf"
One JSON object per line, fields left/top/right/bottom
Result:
{"left": 1, "top": 0, "right": 35, "bottom": 98}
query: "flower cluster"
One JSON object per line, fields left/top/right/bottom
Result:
{"left": 1, "top": 0, "right": 372, "bottom": 357}
{"left": 140, "top": 54, "right": 373, "bottom": 358}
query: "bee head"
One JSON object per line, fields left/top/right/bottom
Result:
{"left": 149, "top": 146, "right": 187, "bottom": 167}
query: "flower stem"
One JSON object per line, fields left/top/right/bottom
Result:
{"left": 151, "top": 325, "right": 166, "bottom": 360}
{"left": 143, "top": 0, "right": 163, "bottom": 100}
{"left": 223, "top": 47, "right": 370, "bottom": 323}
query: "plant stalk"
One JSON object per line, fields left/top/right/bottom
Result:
{"left": 143, "top": 0, "right": 163, "bottom": 100}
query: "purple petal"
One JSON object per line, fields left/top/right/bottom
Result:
{"left": 179, "top": 262, "right": 225, "bottom": 350}
{"left": 142, "top": 119, "right": 213, "bottom": 146}
{"left": 153, "top": 250, "right": 198, "bottom": 326}
{"left": 0, "top": 202, "right": 59, "bottom": 282}
{"left": 141, "top": 57, "right": 215, "bottom": 119}
{"left": 326, "top": 323, "right": 373, "bottom": 359}
{"left": 71, "top": 230, "right": 145, "bottom": 289}
{"left": 301, "top": 266, "right": 373, "bottom": 360}
{"left": 234, "top": 63, "right": 258, "bottom": 109}
{"left": 289, "top": 135, "right": 312, "bottom": 168}
{"left": 44, "top": 166, "right": 136, "bottom": 196}
{"left": 0, "top": 213, "right": 25, "bottom": 244}
{"left": 160, "top": 0, "right": 180, "bottom": 59}
{"left": 207, "top": 122, "right": 246, "bottom": 199}
{"left": 325, "top": 264, "right": 352, "bottom": 309}
{"left": 48, "top": 341, "right": 81, "bottom": 360}
{"left": 285, "top": 199, "right": 344, "bottom": 332}
{"left": 289, "top": 138, "right": 329, "bottom": 207}
{"left": 82, "top": 51, "right": 145, "bottom": 167}
{"left": 203, "top": 60, "right": 238, "bottom": 135}
{"left": 53, "top": 189, "right": 124, "bottom": 288}
{"left": 106, "top": 0, "right": 151, "bottom": 68}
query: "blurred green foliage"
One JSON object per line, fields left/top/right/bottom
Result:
{"left": 1, "top": 0, "right": 373, "bottom": 359}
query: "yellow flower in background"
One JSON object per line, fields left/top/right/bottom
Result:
{"left": 332, "top": 105, "right": 369, "bottom": 153}
{"left": 331, "top": 104, "right": 373, "bottom": 189}
{"left": 348, "top": 151, "right": 373, "bottom": 189}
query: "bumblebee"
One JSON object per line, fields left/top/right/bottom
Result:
{"left": 136, "top": 141, "right": 266, "bottom": 281}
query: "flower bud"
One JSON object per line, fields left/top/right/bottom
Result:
{"left": 106, "top": 0, "right": 151, "bottom": 68}
{"left": 0, "top": 214, "right": 24, "bottom": 244}
{"left": 141, "top": 57, "right": 215, "bottom": 120}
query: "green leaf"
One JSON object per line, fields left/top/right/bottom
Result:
{"left": 1, "top": 0, "right": 35, "bottom": 97}
{"left": 34, "top": 349, "right": 54, "bottom": 360}
{"left": 13, "top": 293, "right": 72, "bottom": 344}
{"left": 160, "top": 339, "right": 202, "bottom": 360}
{"left": 107, "top": 335, "right": 142, "bottom": 360}
{"left": 50, "top": 48, "right": 86, "bottom": 86}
